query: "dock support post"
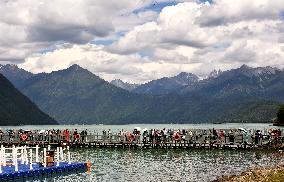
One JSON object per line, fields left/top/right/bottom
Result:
{"left": 21, "top": 146, "right": 24, "bottom": 164}
{"left": 56, "top": 147, "right": 60, "bottom": 166}
{"left": 43, "top": 148, "right": 47, "bottom": 168}
{"left": 35, "top": 145, "right": 39, "bottom": 162}
{"left": 0, "top": 148, "right": 2, "bottom": 173}
{"left": 60, "top": 147, "right": 64, "bottom": 161}
{"left": 24, "top": 146, "right": 28, "bottom": 165}
{"left": 29, "top": 149, "right": 33, "bottom": 170}
{"left": 14, "top": 149, "right": 18, "bottom": 172}
{"left": 0, "top": 146, "right": 3, "bottom": 165}
{"left": 12, "top": 145, "right": 16, "bottom": 166}
{"left": 67, "top": 146, "right": 71, "bottom": 164}
{"left": 2, "top": 146, "right": 6, "bottom": 166}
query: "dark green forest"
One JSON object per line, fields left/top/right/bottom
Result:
{"left": 0, "top": 74, "right": 57, "bottom": 125}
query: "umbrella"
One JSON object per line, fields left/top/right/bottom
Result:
{"left": 38, "top": 130, "right": 45, "bottom": 134}
{"left": 142, "top": 128, "right": 148, "bottom": 132}
{"left": 238, "top": 128, "right": 248, "bottom": 133}
{"left": 134, "top": 127, "right": 142, "bottom": 131}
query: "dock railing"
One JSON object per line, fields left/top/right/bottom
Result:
{"left": 0, "top": 129, "right": 283, "bottom": 148}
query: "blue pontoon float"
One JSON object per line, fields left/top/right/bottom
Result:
{"left": 0, "top": 145, "right": 88, "bottom": 181}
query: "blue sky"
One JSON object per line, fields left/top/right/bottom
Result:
{"left": 135, "top": 0, "right": 212, "bottom": 14}
{"left": 136, "top": 1, "right": 178, "bottom": 13}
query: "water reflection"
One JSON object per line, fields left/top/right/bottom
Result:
{"left": 39, "top": 148, "right": 283, "bottom": 182}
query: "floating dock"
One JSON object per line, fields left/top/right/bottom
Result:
{"left": 0, "top": 162, "right": 87, "bottom": 181}
{"left": 0, "top": 145, "right": 88, "bottom": 181}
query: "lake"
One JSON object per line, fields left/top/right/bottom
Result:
{"left": 0, "top": 123, "right": 279, "bottom": 133}
{"left": 2, "top": 123, "right": 283, "bottom": 182}
{"left": 51, "top": 148, "right": 282, "bottom": 182}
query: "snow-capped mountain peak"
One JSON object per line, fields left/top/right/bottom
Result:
{"left": 208, "top": 69, "right": 222, "bottom": 79}
{"left": 110, "top": 79, "right": 140, "bottom": 91}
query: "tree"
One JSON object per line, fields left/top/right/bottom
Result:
{"left": 277, "top": 104, "right": 284, "bottom": 123}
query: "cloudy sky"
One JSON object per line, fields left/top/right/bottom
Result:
{"left": 1, "top": 0, "right": 284, "bottom": 83}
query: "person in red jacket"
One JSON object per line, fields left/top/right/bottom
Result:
{"left": 64, "top": 129, "right": 70, "bottom": 142}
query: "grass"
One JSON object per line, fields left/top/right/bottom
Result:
{"left": 266, "top": 168, "right": 284, "bottom": 182}
{"left": 214, "top": 166, "right": 284, "bottom": 182}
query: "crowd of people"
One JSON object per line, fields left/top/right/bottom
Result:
{"left": 109, "top": 128, "right": 282, "bottom": 145}
{"left": 0, "top": 127, "right": 282, "bottom": 145}
{"left": 0, "top": 128, "right": 89, "bottom": 143}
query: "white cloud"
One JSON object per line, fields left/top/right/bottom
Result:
{"left": 2, "top": 0, "right": 284, "bottom": 83}
{"left": 20, "top": 44, "right": 200, "bottom": 83}
{"left": 113, "top": 10, "right": 159, "bottom": 32}
{"left": 108, "top": 2, "right": 217, "bottom": 54}
{"left": 0, "top": 0, "right": 157, "bottom": 62}
{"left": 105, "top": 1, "right": 284, "bottom": 80}
{"left": 197, "top": 0, "right": 284, "bottom": 26}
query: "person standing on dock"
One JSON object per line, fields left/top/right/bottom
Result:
{"left": 63, "top": 129, "right": 70, "bottom": 142}
{"left": 119, "top": 129, "right": 125, "bottom": 142}
{"left": 254, "top": 130, "right": 262, "bottom": 145}
{"left": 149, "top": 129, "right": 153, "bottom": 143}
{"left": 80, "top": 129, "right": 87, "bottom": 143}
{"left": 73, "top": 129, "right": 78, "bottom": 143}
{"left": 213, "top": 128, "right": 218, "bottom": 140}
{"left": 219, "top": 130, "right": 225, "bottom": 143}
{"left": 8, "top": 129, "right": 15, "bottom": 142}
{"left": 107, "top": 129, "right": 112, "bottom": 141}
{"left": 229, "top": 130, "right": 235, "bottom": 144}
{"left": 142, "top": 130, "right": 148, "bottom": 143}
{"left": 0, "top": 129, "right": 3, "bottom": 141}
{"left": 84, "top": 129, "right": 88, "bottom": 142}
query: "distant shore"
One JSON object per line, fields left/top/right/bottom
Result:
{"left": 0, "top": 122, "right": 278, "bottom": 127}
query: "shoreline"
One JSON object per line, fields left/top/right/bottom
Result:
{"left": 213, "top": 159, "right": 284, "bottom": 182}
{"left": 213, "top": 166, "right": 284, "bottom": 182}
{"left": 0, "top": 122, "right": 278, "bottom": 127}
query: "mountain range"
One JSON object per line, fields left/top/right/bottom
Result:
{"left": 0, "top": 64, "right": 283, "bottom": 124}
{"left": 131, "top": 72, "right": 199, "bottom": 95}
{"left": 0, "top": 73, "right": 57, "bottom": 125}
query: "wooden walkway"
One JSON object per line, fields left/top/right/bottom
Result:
{"left": 0, "top": 131, "right": 283, "bottom": 150}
